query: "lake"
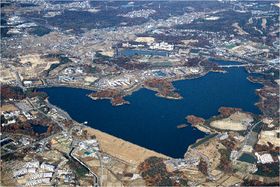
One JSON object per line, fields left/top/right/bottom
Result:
{"left": 32, "top": 124, "right": 48, "bottom": 134}
{"left": 41, "top": 63, "right": 262, "bottom": 158}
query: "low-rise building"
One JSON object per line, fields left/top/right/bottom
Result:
{"left": 40, "top": 162, "right": 55, "bottom": 172}
{"left": 23, "top": 111, "right": 33, "bottom": 120}
{"left": 26, "top": 178, "right": 51, "bottom": 186}
{"left": 150, "top": 42, "right": 174, "bottom": 51}
{"left": 25, "top": 161, "right": 40, "bottom": 168}
{"left": 255, "top": 153, "right": 274, "bottom": 164}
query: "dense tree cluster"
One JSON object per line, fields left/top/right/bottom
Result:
{"left": 242, "top": 179, "right": 279, "bottom": 186}
{"left": 218, "top": 107, "right": 242, "bottom": 118}
{"left": 1, "top": 85, "right": 25, "bottom": 100}
{"left": 144, "top": 79, "right": 181, "bottom": 99}
{"left": 1, "top": 85, "right": 48, "bottom": 101}
{"left": 218, "top": 149, "right": 232, "bottom": 173}
{"left": 220, "top": 137, "right": 237, "bottom": 151}
{"left": 197, "top": 158, "right": 208, "bottom": 176}
{"left": 254, "top": 142, "right": 280, "bottom": 156}
{"left": 186, "top": 115, "right": 205, "bottom": 126}
{"left": 138, "top": 157, "right": 174, "bottom": 186}
{"left": 256, "top": 162, "right": 279, "bottom": 178}
{"left": 2, "top": 121, "right": 33, "bottom": 135}
{"left": 2, "top": 117, "right": 58, "bottom": 138}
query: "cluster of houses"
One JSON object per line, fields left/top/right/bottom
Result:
{"left": 13, "top": 161, "right": 56, "bottom": 186}
{"left": 1, "top": 110, "right": 34, "bottom": 127}
{"left": 1, "top": 111, "right": 20, "bottom": 126}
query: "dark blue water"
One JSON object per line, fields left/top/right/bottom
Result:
{"left": 32, "top": 125, "right": 48, "bottom": 134}
{"left": 41, "top": 65, "right": 262, "bottom": 158}
{"left": 209, "top": 58, "right": 240, "bottom": 65}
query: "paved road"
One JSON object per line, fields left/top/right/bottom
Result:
{"left": 26, "top": 97, "right": 67, "bottom": 132}
{"left": 233, "top": 120, "right": 262, "bottom": 161}
{"left": 69, "top": 147, "right": 99, "bottom": 187}
{"left": 14, "top": 71, "right": 26, "bottom": 91}
{"left": 1, "top": 132, "right": 59, "bottom": 157}
{"left": 218, "top": 64, "right": 265, "bottom": 68}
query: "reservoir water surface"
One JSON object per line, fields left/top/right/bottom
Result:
{"left": 41, "top": 63, "right": 262, "bottom": 158}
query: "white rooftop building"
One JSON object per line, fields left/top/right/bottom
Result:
{"left": 27, "top": 168, "right": 36, "bottom": 174}
{"left": 26, "top": 178, "right": 51, "bottom": 186}
{"left": 21, "top": 137, "right": 30, "bottom": 146}
{"left": 255, "top": 153, "right": 274, "bottom": 164}
{"left": 150, "top": 41, "right": 174, "bottom": 51}
{"left": 40, "top": 163, "right": 55, "bottom": 172}
{"left": 13, "top": 168, "right": 36, "bottom": 177}
{"left": 31, "top": 172, "right": 53, "bottom": 179}
{"left": 78, "top": 142, "right": 88, "bottom": 150}
{"left": 23, "top": 80, "right": 33, "bottom": 87}
{"left": 23, "top": 111, "right": 33, "bottom": 120}
{"left": 13, "top": 168, "right": 28, "bottom": 177}
{"left": 25, "top": 161, "right": 40, "bottom": 168}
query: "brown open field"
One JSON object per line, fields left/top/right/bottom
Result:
{"left": 258, "top": 130, "right": 280, "bottom": 146}
{"left": 0, "top": 66, "right": 15, "bottom": 83}
{"left": 0, "top": 104, "right": 18, "bottom": 113}
{"left": 210, "top": 112, "right": 253, "bottom": 131}
{"left": 19, "top": 54, "right": 59, "bottom": 69}
{"left": 85, "top": 127, "right": 169, "bottom": 165}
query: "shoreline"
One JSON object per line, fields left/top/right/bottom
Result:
{"left": 38, "top": 69, "right": 210, "bottom": 105}
{"left": 44, "top": 98, "right": 171, "bottom": 160}
{"left": 84, "top": 127, "right": 170, "bottom": 165}
{"left": 36, "top": 65, "right": 266, "bottom": 159}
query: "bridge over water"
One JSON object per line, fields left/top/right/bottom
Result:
{"left": 218, "top": 64, "right": 264, "bottom": 68}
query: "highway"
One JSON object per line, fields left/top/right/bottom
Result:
{"left": 69, "top": 147, "right": 99, "bottom": 187}
{"left": 14, "top": 71, "right": 26, "bottom": 92}
{"left": 218, "top": 64, "right": 265, "bottom": 68}
{"left": 26, "top": 97, "right": 66, "bottom": 132}
{"left": 232, "top": 120, "right": 262, "bottom": 161}
{"left": 97, "top": 152, "right": 104, "bottom": 187}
